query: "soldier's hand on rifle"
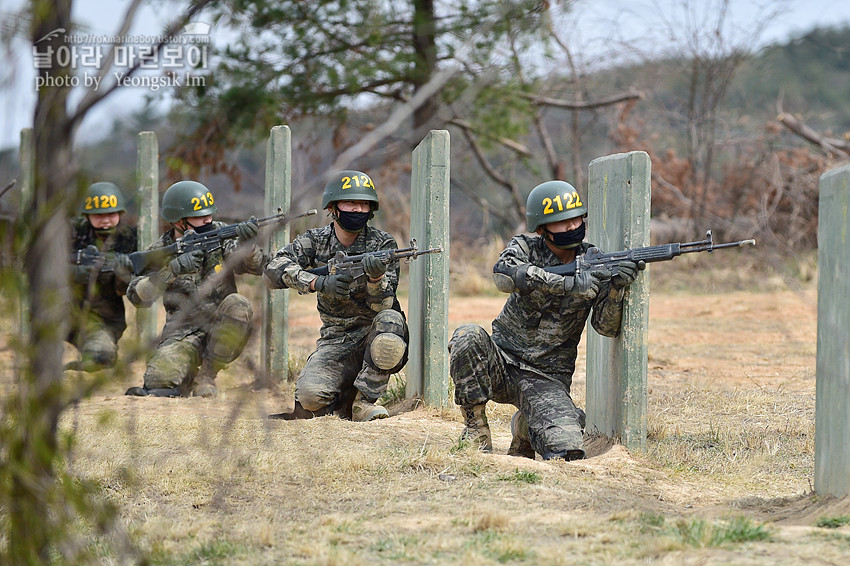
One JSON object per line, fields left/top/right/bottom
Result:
{"left": 314, "top": 273, "right": 354, "bottom": 299}
{"left": 114, "top": 253, "right": 132, "bottom": 272}
{"left": 169, "top": 250, "right": 204, "bottom": 276}
{"left": 362, "top": 254, "right": 387, "bottom": 280}
{"left": 566, "top": 268, "right": 610, "bottom": 301}
{"left": 71, "top": 245, "right": 98, "bottom": 284}
{"left": 72, "top": 263, "right": 92, "bottom": 284}
{"left": 114, "top": 253, "right": 134, "bottom": 282}
{"left": 611, "top": 260, "right": 642, "bottom": 290}
{"left": 236, "top": 218, "right": 259, "bottom": 242}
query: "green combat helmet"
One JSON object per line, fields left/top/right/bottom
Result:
{"left": 525, "top": 180, "right": 587, "bottom": 232}
{"left": 80, "top": 182, "right": 126, "bottom": 215}
{"left": 161, "top": 180, "right": 217, "bottom": 223}
{"left": 321, "top": 170, "right": 380, "bottom": 210}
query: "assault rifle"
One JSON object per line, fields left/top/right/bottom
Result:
{"left": 129, "top": 208, "right": 318, "bottom": 275}
{"left": 307, "top": 238, "right": 443, "bottom": 277}
{"left": 544, "top": 230, "right": 756, "bottom": 278}
{"left": 70, "top": 245, "right": 116, "bottom": 273}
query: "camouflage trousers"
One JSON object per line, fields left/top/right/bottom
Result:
{"left": 448, "top": 324, "right": 584, "bottom": 457}
{"left": 67, "top": 313, "right": 124, "bottom": 371}
{"left": 296, "top": 309, "right": 408, "bottom": 412}
{"left": 143, "top": 293, "right": 253, "bottom": 390}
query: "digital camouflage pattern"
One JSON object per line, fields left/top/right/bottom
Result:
{"left": 128, "top": 221, "right": 264, "bottom": 337}
{"left": 266, "top": 223, "right": 401, "bottom": 328}
{"left": 266, "top": 223, "right": 407, "bottom": 407}
{"left": 127, "top": 222, "right": 266, "bottom": 389}
{"left": 449, "top": 235, "right": 627, "bottom": 457}
{"left": 68, "top": 216, "right": 137, "bottom": 368}
{"left": 492, "top": 236, "right": 625, "bottom": 379}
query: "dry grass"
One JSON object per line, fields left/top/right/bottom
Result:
{"left": 3, "top": 262, "right": 849, "bottom": 564}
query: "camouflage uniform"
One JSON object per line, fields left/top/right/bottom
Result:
{"left": 127, "top": 222, "right": 266, "bottom": 390}
{"left": 449, "top": 236, "right": 625, "bottom": 458}
{"left": 69, "top": 216, "right": 137, "bottom": 369}
{"left": 265, "top": 223, "right": 408, "bottom": 411}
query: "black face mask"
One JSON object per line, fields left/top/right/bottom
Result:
{"left": 188, "top": 221, "right": 216, "bottom": 234}
{"left": 93, "top": 227, "right": 116, "bottom": 237}
{"left": 336, "top": 210, "right": 370, "bottom": 232}
{"left": 545, "top": 222, "right": 585, "bottom": 249}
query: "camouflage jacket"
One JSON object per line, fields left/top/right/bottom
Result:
{"left": 127, "top": 222, "right": 266, "bottom": 337}
{"left": 265, "top": 223, "right": 401, "bottom": 335}
{"left": 70, "top": 216, "right": 138, "bottom": 331}
{"left": 491, "top": 235, "right": 625, "bottom": 381}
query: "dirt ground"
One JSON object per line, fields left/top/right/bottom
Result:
{"left": 5, "top": 270, "right": 850, "bottom": 564}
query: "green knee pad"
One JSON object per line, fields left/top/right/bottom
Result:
{"left": 364, "top": 309, "right": 408, "bottom": 373}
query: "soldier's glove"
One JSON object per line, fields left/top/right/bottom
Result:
{"left": 114, "top": 253, "right": 133, "bottom": 273}
{"left": 314, "top": 273, "right": 354, "bottom": 299}
{"left": 565, "top": 268, "right": 610, "bottom": 301}
{"left": 71, "top": 245, "right": 98, "bottom": 283}
{"left": 362, "top": 254, "right": 387, "bottom": 280}
{"left": 235, "top": 218, "right": 259, "bottom": 242}
{"left": 611, "top": 260, "right": 643, "bottom": 290}
{"left": 114, "top": 253, "right": 134, "bottom": 284}
{"left": 72, "top": 263, "right": 92, "bottom": 284}
{"left": 169, "top": 249, "right": 204, "bottom": 276}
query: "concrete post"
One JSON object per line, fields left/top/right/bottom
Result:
{"left": 135, "top": 132, "right": 160, "bottom": 346}
{"left": 585, "top": 151, "right": 651, "bottom": 452}
{"left": 261, "top": 126, "right": 292, "bottom": 383}
{"left": 407, "top": 130, "right": 451, "bottom": 406}
{"left": 814, "top": 164, "right": 850, "bottom": 496}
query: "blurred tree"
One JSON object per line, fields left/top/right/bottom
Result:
{"left": 649, "top": 0, "right": 784, "bottom": 236}
{"left": 0, "top": 1, "right": 212, "bottom": 563}
{"left": 170, "top": 0, "right": 644, "bottom": 231}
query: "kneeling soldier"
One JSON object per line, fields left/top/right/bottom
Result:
{"left": 125, "top": 181, "right": 266, "bottom": 397}
{"left": 264, "top": 170, "right": 408, "bottom": 421}
{"left": 68, "top": 182, "right": 137, "bottom": 371}
{"left": 449, "top": 180, "right": 641, "bottom": 460}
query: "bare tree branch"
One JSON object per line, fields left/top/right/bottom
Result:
{"left": 446, "top": 118, "right": 532, "bottom": 157}
{"left": 776, "top": 111, "right": 850, "bottom": 158}
{"left": 449, "top": 118, "right": 525, "bottom": 213}
{"left": 521, "top": 90, "right": 644, "bottom": 110}
{"left": 0, "top": 178, "right": 16, "bottom": 200}
{"left": 452, "top": 179, "right": 518, "bottom": 228}
{"left": 71, "top": 0, "right": 214, "bottom": 129}
{"left": 325, "top": 66, "right": 460, "bottom": 182}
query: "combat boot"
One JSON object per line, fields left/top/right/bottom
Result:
{"left": 507, "top": 410, "right": 535, "bottom": 459}
{"left": 191, "top": 358, "right": 222, "bottom": 398}
{"left": 351, "top": 391, "right": 389, "bottom": 422}
{"left": 125, "top": 386, "right": 180, "bottom": 397}
{"left": 460, "top": 404, "right": 492, "bottom": 452}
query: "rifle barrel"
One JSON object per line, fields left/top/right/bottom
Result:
{"left": 713, "top": 239, "right": 756, "bottom": 249}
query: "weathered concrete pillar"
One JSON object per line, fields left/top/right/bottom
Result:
{"left": 261, "top": 125, "right": 292, "bottom": 382}
{"left": 815, "top": 164, "right": 850, "bottom": 496}
{"left": 585, "top": 151, "right": 651, "bottom": 452}
{"left": 135, "top": 132, "right": 160, "bottom": 346}
{"left": 407, "top": 130, "right": 450, "bottom": 406}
